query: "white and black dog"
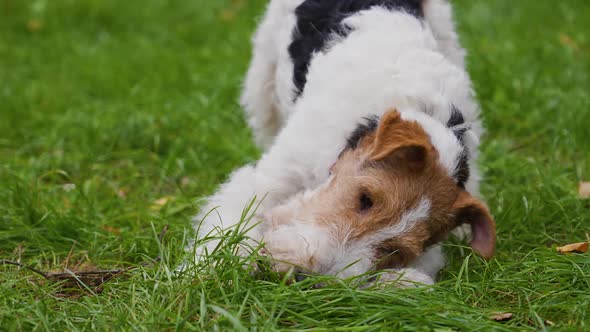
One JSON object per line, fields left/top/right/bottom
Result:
{"left": 186, "top": 0, "right": 495, "bottom": 285}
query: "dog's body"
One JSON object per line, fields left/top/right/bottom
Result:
{"left": 188, "top": 0, "right": 494, "bottom": 285}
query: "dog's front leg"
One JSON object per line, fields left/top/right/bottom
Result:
{"left": 187, "top": 164, "right": 261, "bottom": 263}
{"left": 185, "top": 152, "right": 312, "bottom": 266}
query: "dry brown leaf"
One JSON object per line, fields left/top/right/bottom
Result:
{"left": 220, "top": 9, "right": 236, "bottom": 22}
{"left": 27, "top": 19, "right": 43, "bottom": 32}
{"left": 490, "top": 312, "right": 513, "bottom": 321}
{"left": 117, "top": 186, "right": 130, "bottom": 199}
{"left": 150, "top": 196, "right": 174, "bottom": 210}
{"left": 559, "top": 34, "right": 579, "bottom": 51}
{"left": 579, "top": 182, "right": 590, "bottom": 199}
{"left": 219, "top": 0, "right": 244, "bottom": 22}
{"left": 556, "top": 242, "right": 589, "bottom": 254}
{"left": 180, "top": 176, "right": 191, "bottom": 188}
{"left": 102, "top": 225, "right": 121, "bottom": 236}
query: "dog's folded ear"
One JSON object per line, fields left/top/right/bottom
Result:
{"left": 452, "top": 191, "right": 496, "bottom": 260}
{"left": 369, "top": 109, "right": 435, "bottom": 172}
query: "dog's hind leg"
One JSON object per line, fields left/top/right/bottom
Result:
{"left": 423, "top": 0, "right": 466, "bottom": 69}
{"left": 240, "top": 1, "right": 287, "bottom": 151}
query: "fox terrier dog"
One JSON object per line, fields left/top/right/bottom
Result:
{"left": 187, "top": 0, "right": 496, "bottom": 286}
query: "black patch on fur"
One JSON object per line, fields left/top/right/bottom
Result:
{"left": 342, "top": 106, "right": 471, "bottom": 188}
{"left": 454, "top": 151, "right": 470, "bottom": 189}
{"left": 447, "top": 105, "right": 470, "bottom": 188}
{"left": 289, "top": 0, "right": 424, "bottom": 97}
{"left": 346, "top": 115, "right": 380, "bottom": 150}
{"left": 446, "top": 105, "right": 465, "bottom": 128}
{"left": 447, "top": 105, "right": 468, "bottom": 143}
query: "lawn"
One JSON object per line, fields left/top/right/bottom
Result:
{"left": 1, "top": 0, "right": 589, "bottom": 330}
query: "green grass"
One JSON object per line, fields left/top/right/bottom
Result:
{"left": 1, "top": 0, "right": 589, "bottom": 330}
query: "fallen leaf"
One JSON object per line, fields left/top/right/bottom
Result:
{"left": 556, "top": 242, "right": 589, "bottom": 254}
{"left": 579, "top": 182, "right": 590, "bottom": 198}
{"left": 27, "top": 19, "right": 43, "bottom": 32}
{"left": 219, "top": 0, "right": 244, "bottom": 22}
{"left": 180, "top": 176, "right": 191, "bottom": 188}
{"left": 102, "top": 225, "right": 121, "bottom": 236}
{"left": 117, "top": 187, "right": 129, "bottom": 198}
{"left": 150, "top": 196, "right": 174, "bottom": 210}
{"left": 490, "top": 312, "right": 513, "bottom": 321}
{"left": 559, "top": 34, "right": 579, "bottom": 51}
{"left": 220, "top": 9, "right": 236, "bottom": 22}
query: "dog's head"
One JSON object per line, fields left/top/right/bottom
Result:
{"left": 261, "top": 109, "right": 495, "bottom": 278}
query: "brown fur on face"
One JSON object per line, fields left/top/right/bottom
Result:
{"left": 264, "top": 110, "right": 495, "bottom": 273}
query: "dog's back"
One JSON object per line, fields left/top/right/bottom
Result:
{"left": 288, "top": 0, "right": 425, "bottom": 98}
{"left": 241, "top": 0, "right": 466, "bottom": 150}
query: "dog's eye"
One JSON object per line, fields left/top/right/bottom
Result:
{"left": 359, "top": 192, "right": 373, "bottom": 212}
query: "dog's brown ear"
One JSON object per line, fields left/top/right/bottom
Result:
{"left": 369, "top": 110, "right": 433, "bottom": 172}
{"left": 453, "top": 191, "right": 496, "bottom": 260}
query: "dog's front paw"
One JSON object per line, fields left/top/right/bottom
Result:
{"left": 367, "top": 268, "right": 434, "bottom": 288}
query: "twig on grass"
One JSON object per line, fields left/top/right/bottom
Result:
{"left": 1, "top": 256, "right": 160, "bottom": 297}
{"left": 0, "top": 225, "right": 169, "bottom": 297}
{"left": 0, "top": 259, "right": 49, "bottom": 278}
